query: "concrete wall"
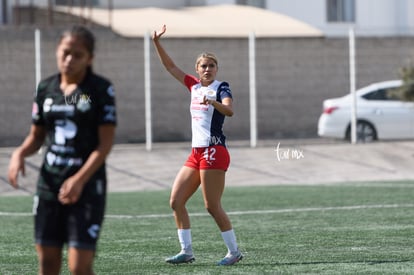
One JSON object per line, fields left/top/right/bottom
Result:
{"left": 1, "top": 26, "right": 413, "bottom": 146}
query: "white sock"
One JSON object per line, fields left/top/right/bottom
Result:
{"left": 177, "top": 229, "right": 193, "bottom": 254}
{"left": 221, "top": 229, "right": 239, "bottom": 255}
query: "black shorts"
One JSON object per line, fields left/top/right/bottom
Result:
{"left": 33, "top": 187, "right": 106, "bottom": 250}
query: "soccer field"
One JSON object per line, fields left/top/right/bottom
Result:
{"left": 1, "top": 182, "right": 414, "bottom": 274}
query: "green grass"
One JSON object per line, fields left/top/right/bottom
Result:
{"left": 1, "top": 181, "right": 414, "bottom": 274}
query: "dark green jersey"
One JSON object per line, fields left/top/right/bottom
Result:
{"left": 32, "top": 71, "right": 116, "bottom": 200}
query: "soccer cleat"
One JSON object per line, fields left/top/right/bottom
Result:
{"left": 165, "top": 253, "right": 195, "bottom": 264}
{"left": 217, "top": 251, "right": 243, "bottom": 266}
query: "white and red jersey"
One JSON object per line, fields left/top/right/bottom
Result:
{"left": 184, "top": 75, "right": 233, "bottom": 148}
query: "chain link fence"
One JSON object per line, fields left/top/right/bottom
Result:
{"left": 1, "top": 4, "right": 414, "bottom": 146}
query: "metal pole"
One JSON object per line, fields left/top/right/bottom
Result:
{"left": 35, "top": 28, "right": 43, "bottom": 155}
{"left": 144, "top": 31, "right": 152, "bottom": 151}
{"left": 35, "top": 28, "right": 41, "bottom": 92}
{"left": 349, "top": 27, "right": 357, "bottom": 144}
{"left": 249, "top": 32, "right": 257, "bottom": 148}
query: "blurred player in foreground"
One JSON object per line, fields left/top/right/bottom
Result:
{"left": 8, "top": 25, "right": 116, "bottom": 275}
{"left": 152, "top": 25, "right": 243, "bottom": 266}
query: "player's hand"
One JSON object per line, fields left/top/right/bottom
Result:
{"left": 152, "top": 24, "right": 167, "bottom": 41}
{"left": 58, "top": 177, "right": 84, "bottom": 205}
{"left": 201, "top": 95, "right": 214, "bottom": 105}
{"left": 8, "top": 151, "right": 25, "bottom": 189}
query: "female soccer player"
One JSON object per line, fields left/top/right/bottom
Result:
{"left": 8, "top": 25, "right": 116, "bottom": 275}
{"left": 152, "top": 25, "right": 243, "bottom": 266}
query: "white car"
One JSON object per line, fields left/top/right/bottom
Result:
{"left": 318, "top": 80, "right": 414, "bottom": 142}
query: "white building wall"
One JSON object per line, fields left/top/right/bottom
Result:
{"left": 408, "top": 0, "right": 414, "bottom": 31}
{"left": 349, "top": 0, "right": 413, "bottom": 36}
{"left": 357, "top": 0, "right": 398, "bottom": 35}
{"left": 206, "top": 0, "right": 234, "bottom": 5}
{"left": 4, "top": 0, "right": 205, "bottom": 10}
{"left": 267, "top": 0, "right": 414, "bottom": 37}
{"left": 267, "top": 0, "right": 326, "bottom": 27}
{"left": 2, "top": 0, "right": 414, "bottom": 36}
{"left": 107, "top": 0, "right": 202, "bottom": 9}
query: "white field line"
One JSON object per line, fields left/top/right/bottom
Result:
{"left": 1, "top": 204, "right": 414, "bottom": 219}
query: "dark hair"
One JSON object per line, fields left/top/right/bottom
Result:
{"left": 60, "top": 25, "right": 95, "bottom": 73}
{"left": 60, "top": 25, "right": 95, "bottom": 57}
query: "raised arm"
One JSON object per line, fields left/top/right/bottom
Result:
{"left": 152, "top": 25, "right": 186, "bottom": 86}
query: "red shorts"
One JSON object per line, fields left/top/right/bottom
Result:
{"left": 184, "top": 145, "right": 230, "bottom": 171}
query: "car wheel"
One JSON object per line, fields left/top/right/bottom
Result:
{"left": 346, "top": 121, "right": 377, "bottom": 143}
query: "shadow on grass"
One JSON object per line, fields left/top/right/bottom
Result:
{"left": 159, "top": 259, "right": 413, "bottom": 268}
{"left": 256, "top": 259, "right": 413, "bottom": 266}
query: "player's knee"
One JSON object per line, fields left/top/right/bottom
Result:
{"left": 37, "top": 252, "right": 61, "bottom": 274}
{"left": 169, "top": 198, "right": 183, "bottom": 210}
{"left": 205, "top": 206, "right": 214, "bottom": 216}
{"left": 68, "top": 262, "right": 93, "bottom": 275}
{"left": 39, "top": 258, "right": 61, "bottom": 275}
{"left": 205, "top": 204, "right": 221, "bottom": 216}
